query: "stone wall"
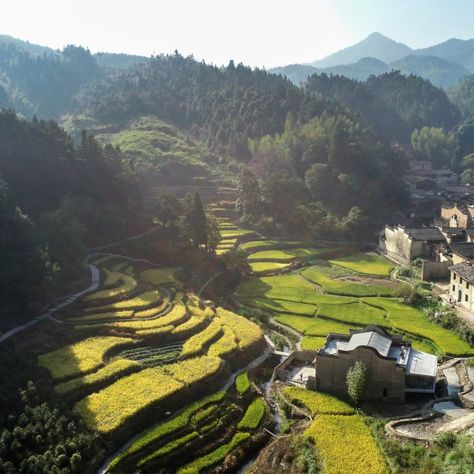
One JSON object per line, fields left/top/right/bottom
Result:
{"left": 421, "top": 260, "right": 450, "bottom": 281}
{"left": 315, "top": 347, "right": 406, "bottom": 401}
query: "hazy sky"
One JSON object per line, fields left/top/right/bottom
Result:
{"left": 2, "top": 0, "right": 474, "bottom": 67}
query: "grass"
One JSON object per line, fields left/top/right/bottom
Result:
{"left": 241, "top": 297, "right": 317, "bottom": 316}
{"left": 207, "top": 326, "right": 238, "bottom": 358}
{"left": 74, "top": 368, "right": 184, "bottom": 433}
{"left": 83, "top": 273, "right": 137, "bottom": 302}
{"left": 181, "top": 321, "right": 223, "bottom": 357}
{"left": 316, "top": 301, "right": 388, "bottom": 327}
{"left": 329, "top": 252, "right": 393, "bottom": 276}
{"left": 274, "top": 314, "right": 359, "bottom": 336}
{"left": 247, "top": 248, "right": 326, "bottom": 262}
{"left": 108, "top": 391, "right": 225, "bottom": 469}
{"left": 139, "top": 267, "right": 177, "bottom": 286}
{"left": 362, "top": 297, "right": 474, "bottom": 356}
{"left": 138, "top": 431, "right": 199, "bottom": 467}
{"left": 216, "top": 308, "right": 264, "bottom": 351}
{"left": 235, "top": 274, "right": 356, "bottom": 306}
{"left": 220, "top": 229, "right": 254, "bottom": 239}
{"left": 95, "top": 116, "right": 211, "bottom": 178}
{"left": 235, "top": 372, "right": 250, "bottom": 395}
{"left": 301, "top": 336, "right": 328, "bottom": 350}
{"left": 38, "top": 336, "right": 136, "bottom": 380}
{"left": 163, "top": 356, "right": 223, "bottom": 386}
{"left": 249, "top": 261, "right": 292, "bottom": 273}
{"left": 177, "top": 432, "right": 251, "bottom": 474}
{"left": 239, "top": 240, "right": 280, "bottom": 252}
{"left": 283, "top": 387, "right": 355, "bottom": 415}
{"left": 301, "top": 266, "right": 394, "bottom": 297}
{"left": 54, "top": 359, "right": 141, "bottom": 395}
{"left": 86, "top": 290, "right": 162, "bottom": 312}
{"left": 112, "top": 301, "right": 188, "bottom": 331}
{"left": 237, "top": 398, "right": 265, "bottom": 430}
{"left": 305, "top": 415, "right": 387, "bottom": 474}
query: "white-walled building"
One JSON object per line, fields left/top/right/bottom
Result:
{"left": 449, "top": 262, "right": 474, "bottom": 312}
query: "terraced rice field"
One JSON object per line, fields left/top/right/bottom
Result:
{"left": 36, "top": 254, "right": 267, "bottom": 471}
{"left": 235, "top": 255, "right": 473, "bottom": 356}
{"left": 283, "top": 387, "right": 386, "bottom": 474}
{"left": 329, "top": 252, "right": 393, "bottom": 276}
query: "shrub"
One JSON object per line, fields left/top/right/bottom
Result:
{"left": 237, "top": 398, "right": 265, "bottom": 431}
{"left": 38, "top": 336, "right": 136, "bottom": 380}
{"left": 235, "top": 372, "right": 250, "bottom": 395}
{"left": 284, "top": 387, "right": 354, "bottom": 415}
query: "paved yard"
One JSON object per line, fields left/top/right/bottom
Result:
{"left": 288, "top": 365, "right": 316, "bottom": 386}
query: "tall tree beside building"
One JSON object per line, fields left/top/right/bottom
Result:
{"left": 186, "top": 191, "right": 208, "bottom": 249}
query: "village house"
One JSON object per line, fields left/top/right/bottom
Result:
{"left": 315, "top": 326, "right": 438, "bottom": 402}
{"left": 380, "top": 225, "right": 445, "bottom": 264}
{"left": 440, "top": 203, "right": 474, "bottom": 228}
{"left": 449, "top": 262, "right": 474, "bottom": 312}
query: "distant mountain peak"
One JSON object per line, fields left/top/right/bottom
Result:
{"left": 312, "top": 32, "right": 413, "bottom": 68}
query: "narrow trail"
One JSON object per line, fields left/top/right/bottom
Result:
{"left": 0, "top": 265, "right": 100, "bottom": 344}
{"left": 269, "top": 317, "right": 302, "bottom": 350}
{"left": 96, "top": 337, "right": 275, "bottom": 474}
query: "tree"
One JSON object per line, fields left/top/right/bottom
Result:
{"left": 152, "top": 192, "right": 183, "bottom": 228}
{"left": 411, "top": 127, "right": 457, "bottom": 168}
{"left": 186, "top": 191, "right": 207, "bottom": 249}
{"left": 346, "top": 361, "right": 368, "bottom": 405}
{"left": 236, "top": 167, "right": 263, "bottom": 223}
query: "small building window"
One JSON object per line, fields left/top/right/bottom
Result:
{"left": 460, "top": 278, "right": 463, "bottom": 284}
{"left": 466, "top": 294, "right": 469, "bottom": 302}
{"left": 453, "top": 274, "right": 457, "bottom": 280}
{"left": 468, "top": 283, "right": 470, "bottom": 289}
{"left": 452, "top": 285, "right": 456, "bottom": 291}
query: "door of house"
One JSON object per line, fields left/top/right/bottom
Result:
{"left": 458, "top": 290, "right": 462, "bottom": 302}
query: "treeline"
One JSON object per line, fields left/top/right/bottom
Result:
{"left": 79, "top": 52, "right": 344, "bottom": 160}
{"left": 305, "top": 71, "right": 460, "bottom": 141}
{"left": 0, "top": 110, "right": 150, "bottom": 317}
{"left": 0, "top": 42, "right": 103, "bottom": 117}
{"left": 236, "top": 112, "right": 408, "bottom": 239}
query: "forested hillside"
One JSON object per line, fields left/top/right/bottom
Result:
{"left": 305, "top": 71, "right": 460, "bottom": 140}
{"left": 0, "top": 111, "right": 149, "bottom": 317}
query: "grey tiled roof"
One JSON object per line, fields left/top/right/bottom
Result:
{"left": 449, "top": 261, "right": 474, "bottom": 283}
{"left": 345, "top": 331, "right": 392, "bottom": 357}
{"left": 405, "top": 228, "right": 445, "bottom": 241}
{"left": 451, "top": 243, "right": 474, "bottom": 259}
